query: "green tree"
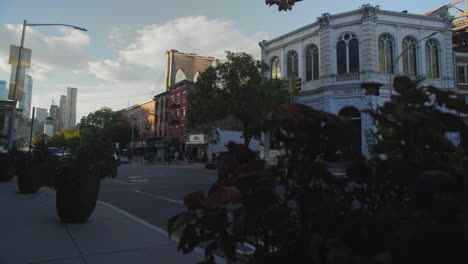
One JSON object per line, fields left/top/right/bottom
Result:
{"left": 80, "top": 107, "right": 125, "bottom": 129}
{"left": 80, "top": 107, "right": 133, "bottom": 148}
{"left": 48, "top": 128, "right": 81, "bottom": 153}
{"left": 187, "top": 52, "right": 289, "bottom": 146}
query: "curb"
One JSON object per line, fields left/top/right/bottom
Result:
{"left": 98, "top": 201, "right": 227, "bottom": 264}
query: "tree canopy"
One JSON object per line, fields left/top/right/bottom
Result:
{"left": 187, "top": 52, "right": 289, "bottom": 146}
{"left": 79, "top": 107, "right": 133, "bottom": 148}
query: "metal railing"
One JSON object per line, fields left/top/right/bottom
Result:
{"left": 336, "top": 72, "right": 360, "bottom": 82}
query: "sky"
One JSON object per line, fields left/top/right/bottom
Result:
{"left": 0, "top": 0, "right": 450, "bottom": 120}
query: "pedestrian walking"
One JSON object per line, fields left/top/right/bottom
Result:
{"left": 202, "top": 151, "right": 208, "bottom": 164}
{"left": 211, "top": 152, "right": 217, "bottom": 164}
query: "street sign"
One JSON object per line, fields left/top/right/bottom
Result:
{"left": 9, "top": 45, "right": 32, "bottom": 67}
{"left": 8, "top": 45, "right": 32, "bottom": 101}
{"left": 8, "top": 65, "right": 26, "bottom": 101}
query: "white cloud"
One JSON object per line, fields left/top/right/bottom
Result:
{"left": 88, "top": 60, "right": 144, "bottom": 82}
{"left": 74, "top": 81, "right": 155, "bottom": 119}
{"left": 119, "top": 16, "right": 268, "bottom": 70}
{"left": 28, "top": 65, "right": 49, "bottom": 81}
{"left": 0, "top": 24, "right": 90, "bottom": 80}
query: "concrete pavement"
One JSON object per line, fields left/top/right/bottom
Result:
{"left": 0, "top": 178, "right": 211, "bottom": 264}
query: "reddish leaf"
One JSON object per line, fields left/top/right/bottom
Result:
{"left": 167, "top": 212, "right": 190, "bottom": 238}
{"left": 183, "top": 191, "right": 205, "bottom": 209}
{"left": 205, "top": 183, "right": 242, "bottom": 207}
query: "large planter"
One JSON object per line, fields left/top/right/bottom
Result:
{"left": 56, "top": 173, "right": 100, "bottom": 223}
{"left": 17, "top": 165, "right": 42, "bottom": 193}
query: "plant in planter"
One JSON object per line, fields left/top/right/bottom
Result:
{"left": 168, "top": 104, "right": 354, "bottom": 263}
{"left": 15, "top": 140, "right": 59, "bottom": 193}
{"left": 168, "top": 95, "right": 467, "bottom": 264}
{"left": 54, "top": 127, "right": 118, "bottom": 223}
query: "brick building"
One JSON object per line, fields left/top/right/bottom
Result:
{"left": 167, "top": 80, "right": 190, "bottom": 153}
{"left": 122, "top": 99, "right": 156, "bottom": 150}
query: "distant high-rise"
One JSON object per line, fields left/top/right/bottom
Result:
{"left": 59, "top": 95, "right": 67, "bottom": 131}
{"left": 0, "top": 80, "right": 7, "bottom": 100}
{"left": 35, "top": 108, "right": 48, "bottom": 124}
{"left": 65, "top": 87, "right": 77, "bottom": 128}
{"left": 18, "top": 75, "right": 32, "bottom": 119}
{"left": 49, "top": 104, "right": 59, "bottom": 133}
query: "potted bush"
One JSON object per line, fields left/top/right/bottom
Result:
{"left": 54, "top": 127, "right": 118, "bottom": 223}
{"left": 15, "top": 138, "right": 59, "bottom": 193}
{"left": 168, "top": 96, "right": 467, "bottom": 264}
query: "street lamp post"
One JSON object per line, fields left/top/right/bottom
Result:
{"left": 131, "top": 120, "right": 134, "bottom": 158}
{"left": 7, "top": 20, "right": 87, "bottom": 150}
{"left": 388, "top": 32, "right": 437, "bottom": 98}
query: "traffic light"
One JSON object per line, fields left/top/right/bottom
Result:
{"left": 295, "top": 77, "right": 302, "bottom": 92}
{"left": 265, "top": 0, "right": 302, "bottom": 11}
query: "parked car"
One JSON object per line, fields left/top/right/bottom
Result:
{"left": 118, "top": 155, "right": 129, "bottom": 164}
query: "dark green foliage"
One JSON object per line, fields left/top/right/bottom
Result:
{"left": 169, "top": 78, "right": 467, "bottom": 264}
{"left": 187, "top": 52, "right": 289, "bottom": 146}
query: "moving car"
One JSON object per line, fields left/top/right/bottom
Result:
{"left": 47, "top": 147, "right": 67, "bottom": 160}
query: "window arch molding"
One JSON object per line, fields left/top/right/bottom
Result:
{"left": 304, "top": 44, "right": 319, "bottom": 81}
{"left": 425, "top": 38, "right": 441, "bottom": 78}
{"left": 270, "top": 56, "right": 281, "bottom": 79}
{"left": 336, "top": 32, "right": 360, "bottom": 74}
{"left": 286, "top": 50, "right": 299, "bottom": 78}
{"left": 378, "top": 33, "right": 395, "bottom": 73}
{"left": 401, "top": 35, "right": 419, "bottom": 76}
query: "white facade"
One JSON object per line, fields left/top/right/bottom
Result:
{"left": 44, "top": 123, "right": 54, "bottom": 137}
{"left": 209, "top": 129, "right": 260, "bottom": 154}
{"left": 260, "top": 5, "right": 455, "bottom": 161}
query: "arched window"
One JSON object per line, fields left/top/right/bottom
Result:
{"left": 287, "top": 51, "right": 298, "bottom": 78}
{"left": 338, "top": 106, "right": 361, "bottom": 159}
{"left": 271, "top": 57, "right": 281, "bottom": 79}
{"left": 425, "top": 39, "right": 440, "bottom": 78}
{"left": 175, "top": 69, "right": 186, "bottom": 83}
{"left": 402, "top": 37, "right": 418, "bottom": 76}
{"left": 378, "top": 34, "right": 394, "bottom": 73}
{"left": 305, "top": 44, "right": 319, "bottom": 81}
{"left": 337, "top": 33, "right": 359, "bottom": 74}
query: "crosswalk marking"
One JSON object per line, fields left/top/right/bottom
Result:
{"left": 129, "top": 179, "right": 149, "bottom": 182}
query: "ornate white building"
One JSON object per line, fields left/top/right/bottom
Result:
{"left": 260, "top": 4, "right": 456, "bottom": 161}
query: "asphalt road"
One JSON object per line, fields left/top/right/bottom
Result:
{"left": 99, "top": 163, "right": 218, "bottom": 232}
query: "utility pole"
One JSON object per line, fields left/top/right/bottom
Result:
{"left": 28, "top": 107, "right": 35, "bottom": 150}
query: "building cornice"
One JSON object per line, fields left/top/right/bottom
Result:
{"left": 261, "top": 6, "right": 449, "bottom": 51}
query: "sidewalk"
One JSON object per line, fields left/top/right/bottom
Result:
{"left": 130, "top": 158, "right": 207, "bottom": 169}
{"left": 0, "top": 178, "right": 205, "bottom": 264}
